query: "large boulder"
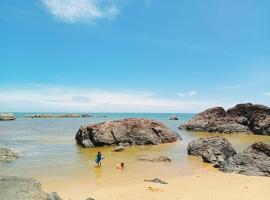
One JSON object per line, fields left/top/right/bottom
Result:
{"left": 0, "top": 147, "right": 19, "bottom": 163}
{"left": 187, "top": 136, "right": 236, "bottom": 167}
{"left": 0, "top": 176, "right": 62, "bottom": 200}
{"left": 221, "top": 142, "right": 270, "bottom": 176}
{"left": 75, "top": 118, "right": 178, "bottom": 148}
{"left": 181, "top": 103, "right": 270, "bottom": 135}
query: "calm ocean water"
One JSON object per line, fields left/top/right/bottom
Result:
{"left": 1, "top": 112, "right": 270, "bottom": 198}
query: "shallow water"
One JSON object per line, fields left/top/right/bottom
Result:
{"left": 0, "top": 113, "right": 270, "bottom": 198}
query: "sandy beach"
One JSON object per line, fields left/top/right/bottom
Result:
{"left": 43, "top": 170, "right": 270, "bottom": 200}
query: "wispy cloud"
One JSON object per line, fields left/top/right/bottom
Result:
{"left": 0, "top": 86, "right": 211, "bottom": 112}
{"left": 216, "top": 85, "right": 245, "bottom": 90}
{"left": 41, "top": 0, "right": 122, "bottom": 23}
{"left": 263, "top": 92, "right": 270, "bottom": 96}
{"left": 177, "top": 91, "right": 198, "bottom": 98}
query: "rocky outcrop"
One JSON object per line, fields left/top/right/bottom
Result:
{"left": 24, "top": 114, "right": 85, "bottom": 118}
{"left": 221, "top": 142, "right": 270, "bottom": 176}
{"left": 0, "top": 113, "right": 16, "bottom": 121}
{"left": 181, "top": 103, "right": 270, "bottom": 135}
{"left": 188, "top": 137, "right": 270, "bottom": 176}
{"left": 187, "top": 136, "right": 236, "bottom": 167}
{"left": 137, "top": 156, "right": 171, "bottom": 162}
{"left": 75, "top": 118, "right": 178, "bottom": 148}
{"left": 170, "top": 115, "right": 179, "bottom": 120}
{"left": 0, "top": 176, "right": 62, "bottom": 200}
{"left": 0, "top": 148, "right": 19, "bottom": 163}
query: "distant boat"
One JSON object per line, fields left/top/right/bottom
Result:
{"left": 0, "top": 113, "right": 16, "bottom": 121}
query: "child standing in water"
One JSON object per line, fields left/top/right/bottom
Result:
{"left": 95, "top": 152, "right": 104, "bottom": 166}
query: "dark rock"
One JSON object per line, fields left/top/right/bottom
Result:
{"left": 202, "top": 148, "right": 226, "bottom": 168}
{"left": 81, "top": 114, "right": 92, "bottom": 118}
{"left": 75, "top": 118, "right": 178, "bottom": 148}
{"left": 181, "top": 103, "right": 270, "bottom": 135}
{"left": 187, "top": 136, "right": 236, "bottom": 160}
{"left": 137, "top": 156, "right": 171, "bottom": 162}
{"left": 113, "top": 146, "right": 125, "bottom": 152}
{"left": 169, "top": 115, "right": 179, "bottom": 120}
{"left": 144, "top": 178, "right": 168, "bottom": 184}
{"left": 221, "top": 142, "right": 270, "bottom": 176}
{"left": 0, "top": 147, "right": 19, "bottom": 163}
{"left": 0, "top": 113, "right": 16, "bottom": 121}
{"left": 85, "top": 198, "right": 95, "bottom": 200}
{"left": 0, "top": 176, "right": 63, "bottom": 200}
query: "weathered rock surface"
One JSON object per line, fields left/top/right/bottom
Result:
{"left": 144, "top": 178, "right": 168, "bottom": 184}
{"left": 181, "top": 103, "right": 270, "bottom": 135}
{"left": 0, "top": 113, "right": 16, "bottom": 121}
{"left": 169, "top": 115, "right": 179, "bottom": 120}
{"left": 137, "top": 156, "right": 171, "bottom": 162}
{"left": 0, "top": 176, "right": 62, "bottom": 200}
{"left": 75, "top": 118, "right": 178, "bottom": 148}
{"left": 187, "top": 136, "right": 236, "bottom": 158}
{"left": 0, "top": 148, "right": 19, "bottom": 163}
{"left": 221, "top": 142, "right": 270, "bottom": 176}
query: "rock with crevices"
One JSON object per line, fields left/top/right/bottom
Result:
{"left": 75, "top": 118, "right": 178, "bottom": 148}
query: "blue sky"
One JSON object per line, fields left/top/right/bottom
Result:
{"left": 0, "top": 0, "right": 269, "bottom": 112}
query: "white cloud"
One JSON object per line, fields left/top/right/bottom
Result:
{"left": 41, "top": 0, "right": 121, "bottom": 23}
{"left": 0, "top": 86, "right": 211, "bottom": 112}
{"left": 177, "top": 91, "right": 198, "bottom": 98}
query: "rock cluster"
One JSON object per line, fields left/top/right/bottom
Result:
{"left": 24, "top": 113, "right": 88, "bottom": 118}
{"left": 75, "top": 118, "right": 178, "bottom": 148}
{"left": 187, "top": 136, "right": 270, "bottom": 176}
{"left": 220, "top": 142, "right": 270, "bottom": 176}
{"left": 181, "top": 103, "right": 270, "bottom": 135}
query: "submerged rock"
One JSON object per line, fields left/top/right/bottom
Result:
{"left": 0, "top": 113, "right": 16, "bottom": 121}
{"left": 181, "top": 103, "right": 270, "bottom": 135}
{"left": 0, "top": 176, "right": 63, "bottom": 200}
{"left": 0, "top": 147, "right": 19, "bottom": 163}
{"left": 113, "top": 146, "right": 125, "bottom": 152}
{"left": 137, "top": 156, "right": 171, "bottom": 162}
{"left": 169, "top": 115, "right": 179, "bottom": 120}
{"left": 144, "top": 178, "right": 168, "bottom": 184}
{"left": 75, "top": 118, "right": 178, "bottom": 148}
{"left": 221, "top": 142, "right": 270, "bottom": 176}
